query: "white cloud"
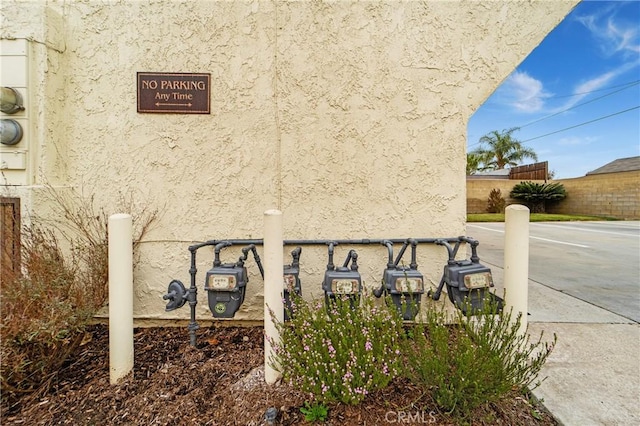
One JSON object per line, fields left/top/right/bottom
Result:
{"left": 500, "top": 71, "right": 551, "bottom": 113}
{"left": 554, "top": 70, "right": 618, "bottom": 111}
{"left": 534, "top": 147, "right": 553, "bottom": 156}
{"left": 557, "top": 135, "right": 598, "bottom": 146}
{"left": 554, "top": 60, "right": 640, "bottom": 111}
{"left": 574, "top": 72, "right": 617, "bottom": 94}
{"left": 576, "top": 7, "right": 640, "bottom": 57}
{"left": 606, "top": 18, "right": 640, "bottom": 54}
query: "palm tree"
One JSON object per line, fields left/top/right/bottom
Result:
{"left": 466, "top": 153, "right": 484, "bottom": 175}
{"left": 472, "top": 127, "right": 538, "bottom": 170}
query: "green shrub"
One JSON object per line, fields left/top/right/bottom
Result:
{"left": 486, "top": 188, "right": 506, "bottom": 213}
{"left": 269, "top": 292, "right": 404, "bottom": 405}
{"left": 403, "top": 300, "right": 555, "bottom": 419}
{"left": 300, "top": 401, "right": 329, "bottom": 422}
{"left": 510, "top": 181, "right": 566, "bottom": 213}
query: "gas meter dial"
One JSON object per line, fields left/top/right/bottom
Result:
{"left": 207, "top": 274, "right": 237, "bottom": 291}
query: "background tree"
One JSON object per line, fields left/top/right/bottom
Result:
{"left": 486, "top": 188, "right": 506, "bottom": 213}
{"left": 466, "top": 153, "right": 484, "bottom": 175}
{"left": 510, "top": 181, "right": 567, "bottom": 213}
{"left": 472, "top": 128, "right": 538, "bottom": 170}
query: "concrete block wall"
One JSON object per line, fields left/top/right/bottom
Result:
{"left": 466, "top": 171, "right": 640, "bottom": 220}
{"left": 466, "top": 179, "right": 545, "bottom": 213}
{"left": 548, "top": 171, "right": 640, "bottom": 220}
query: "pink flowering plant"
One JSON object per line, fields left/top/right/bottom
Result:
{"left": 269, "top": 291, "right": 404, "bottom": 405}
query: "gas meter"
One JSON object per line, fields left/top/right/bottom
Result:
{"left": 322, "top": 243, "right": 361, "bottom": 307}
{"left": 283, "top": 247, "right": 302, "bottom": 321}
{"left": 373, "top": 239, "right": 424, "bottom": 320}
{"left": 204, "top": 243, "right": 263, "bottom": 318}
{"left": 429, "top": 237, "right": 502, "bottom": 315}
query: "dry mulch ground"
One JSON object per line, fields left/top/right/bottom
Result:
{"left": 1, "top": 324, "right": 557, "bottom": 425}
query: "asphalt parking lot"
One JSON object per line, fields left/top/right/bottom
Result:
{"left": 466, "top": 220, "right": 640, "bottom": 323}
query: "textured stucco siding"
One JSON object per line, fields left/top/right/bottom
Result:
{"left": 1, "top": 0, "right": 578, "bottom": 322}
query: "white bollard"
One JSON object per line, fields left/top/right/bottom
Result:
{"left": 264, "top": 209, "right": 284, "bottom": 384}
{"left": 504, "top": 204, "right": 530, "bottom": 336}
{"left": 108, "top": 213, "right": 134, "bottom": 384}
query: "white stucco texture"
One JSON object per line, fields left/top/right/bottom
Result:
{"left": 1, "top": 1, "right": 578, "bottom": 321}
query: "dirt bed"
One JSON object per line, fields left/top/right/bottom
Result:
{"left": 1, "top": 325, "right": 557, "bottom": 425}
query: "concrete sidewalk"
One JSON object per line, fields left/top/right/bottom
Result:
{"left": 491, "top": 267, "right": 640, "bottom": 425}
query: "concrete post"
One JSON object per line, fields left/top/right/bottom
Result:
{"left": 264, "top": 209, "right": 283, "bottom": 384}
{"left": 504, "top": 204, "right": 530, "bottom": 336}
{"left": 108, "top": 213, "right": 134, "bottom": 384}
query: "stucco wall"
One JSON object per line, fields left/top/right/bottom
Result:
{"left": 548, "top": 172, "right": 640, "bottom": 220}
{"left": 1, "top": 0, "right": 577, "bottom": 322}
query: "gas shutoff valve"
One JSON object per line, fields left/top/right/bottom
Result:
{"left": 322, "top": 243, "right": 361, "bottom": 307}
{"left": 374, "top": 239, "right": 424, "bottom": 320}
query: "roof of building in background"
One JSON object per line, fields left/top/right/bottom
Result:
{"left": 467, "top": 168, "right": 510, "bottom": 179}
{"left": 586, "top": 156, "right": 640, "bottom": 176}
{"left": 468, "top": 161, "right": 548, "bottom": 180}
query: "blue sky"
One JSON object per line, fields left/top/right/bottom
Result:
{"left": 468, "top": 0, "right": 640, "bottom": 179}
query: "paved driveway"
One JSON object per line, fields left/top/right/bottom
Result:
{"left": 466, "top": 221, "right": 640, "bottom": 323}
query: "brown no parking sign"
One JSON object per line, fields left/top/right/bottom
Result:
{"left": 137, "top": 72, "right": 210, "bottom": 114}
